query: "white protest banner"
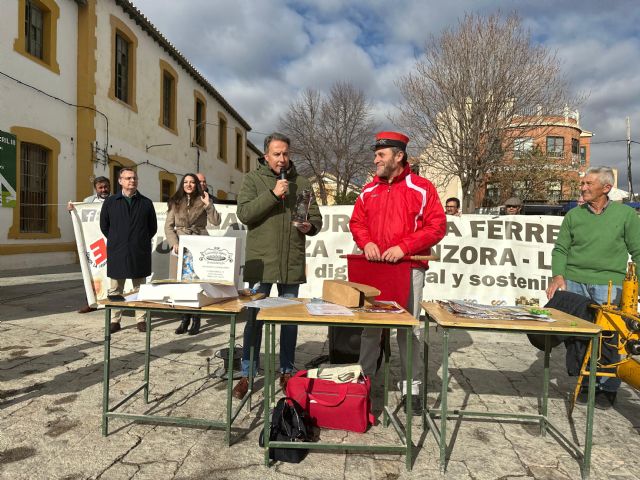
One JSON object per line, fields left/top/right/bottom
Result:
{"left": 213, "top": 206, "right": 563, "bottom": 306}
{"left": 71, "top": 202, "right": 169, "bottom": 307}
{"left": 71, "top": 202, "right": 563, "bottom": 307}
{"left": 425, "top": 214, "right": 562, "bottom": 306}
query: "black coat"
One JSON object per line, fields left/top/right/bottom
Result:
{"left": 100, "top": 190, "right": 157, "bottom": 279}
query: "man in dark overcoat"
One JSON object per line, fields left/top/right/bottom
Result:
{"left": 100, "top": 167, "right": 157, "bottom": 333}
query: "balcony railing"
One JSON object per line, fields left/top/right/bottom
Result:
{"left": 517, "top": 105, "right": 579, "bottom": 122}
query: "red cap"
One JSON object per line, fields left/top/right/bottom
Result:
{"left": 373, "top": 131, "right": 410, "bottom": 151}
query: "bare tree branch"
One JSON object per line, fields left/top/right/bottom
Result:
{"left": 395, "top": 13, "right": 580, "bottom": 213}
{"left": 279, "top": 82, "right": 378, "bottom": 205}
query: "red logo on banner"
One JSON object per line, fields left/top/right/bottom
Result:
{"left": 90, "top": 238, "right": 107, "bottom": 266}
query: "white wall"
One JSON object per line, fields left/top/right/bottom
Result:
{"left": 94, "top": 1, "right": 250, "bottom": 201}
{"left": 0, "top": 0, "right": 79, "bottom": 246}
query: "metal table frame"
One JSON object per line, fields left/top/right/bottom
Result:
{"left": 258, "top": 303, "right": 419, "bottom": 471}
{"left": 101, "top": 301, "right": 255, "bottom": 445}
{"left": 422, "top": 303, "right": 601, "bottom": 480}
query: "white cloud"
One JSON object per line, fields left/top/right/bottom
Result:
{"left": 132, "top": 0, "right": 640, "bottom": 191}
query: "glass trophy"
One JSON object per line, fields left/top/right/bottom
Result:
{"left": 292, "top": 189, "right": 312, "bottom": 227}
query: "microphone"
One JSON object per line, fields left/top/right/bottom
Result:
{"left": 278, "top": 168, "right": 286, "bottom": 199}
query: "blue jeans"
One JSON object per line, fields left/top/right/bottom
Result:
{"left": 241, "top": 283, "right": 299, "bottom": 377}
{"left": 565, "top": 279, "right": 622, "bottom": 392}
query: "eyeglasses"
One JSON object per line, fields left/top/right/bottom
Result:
{"left": 445, "top": 205, "right": 457, "bottom": 209}
{"left": 505, "top": 205, "right": 519, "bottom": 208}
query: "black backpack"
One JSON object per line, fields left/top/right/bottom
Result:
{"left": 259, "top": 397, "right": 312, "bottom": 463}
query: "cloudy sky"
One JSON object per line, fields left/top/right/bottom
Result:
{"left": 132, "top": 0, "right": 640, "bottom": 192}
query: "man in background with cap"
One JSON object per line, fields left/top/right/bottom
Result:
{"left": 349, "top": 131, "right": 446, "bottom": 414}
{"left": 503, "top": 197, "right": 523, "bottom": 215}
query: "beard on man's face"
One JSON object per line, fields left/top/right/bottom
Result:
{"left": 377, "top": 164, "right": 392, "bottom": 179}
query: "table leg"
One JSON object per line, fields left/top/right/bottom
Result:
{"left": 583, "top": 333, "right": 599, "bottom": 479}
{"left": 405, "top": 327, "right": 413, "bottom": 471}
{"left": 226, "top": 313, "right": 236, "bottom": 445}
{"left": 102, "top": 307, "right": 111, "bottom": 436}
{"left": 247, "top": 315, "right": 256, "bottom": 410}
{"left": 271, "top": 323, "right": 276, "bottom": 404}
{"left": 440, "top": 328, "right": 449, "bottom": 472}
{"left": 541, "top": 335, "right": 551, "bottom": 435}
{"left": 383, "top": 329, "right": 391, "bottom": 427}
{"left": 263, "top": 322, "right": 272, "bottom": 466}
{"left": 423, "top": 316, "right": 429, "bottom": 429}
{"left": 144, "top": 310, "right": 151, "bottom": 404}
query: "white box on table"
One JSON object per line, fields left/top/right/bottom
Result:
{"left": 138, "top": 282, "right": 238, "bottom": 307}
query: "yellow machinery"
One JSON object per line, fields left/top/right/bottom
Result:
{"left": 573, "top": 262, "right": 640, "bottom": 408}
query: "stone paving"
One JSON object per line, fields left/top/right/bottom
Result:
{"left": 1, "top": 265, "right": 639, "bottom": 479}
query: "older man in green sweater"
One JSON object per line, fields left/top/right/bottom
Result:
{"left": 546, "top": 166, "right": 640, "bottom": 409}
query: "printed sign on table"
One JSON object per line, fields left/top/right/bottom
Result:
{"left": 177, "top": 235, "right": 240, "bottom": 286}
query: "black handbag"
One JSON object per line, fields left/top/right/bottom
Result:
{"left": 259, "top": 397, "right": 312, "bottom": 463}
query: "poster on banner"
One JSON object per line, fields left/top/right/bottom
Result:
{"left": 71, "top": 201, "right": 564, "bottom": 308}
{"left": 177, "top": 235, "right": 240, "bottom": 286}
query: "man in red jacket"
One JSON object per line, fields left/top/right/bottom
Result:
{"left": 349, "top": 131, "right": 446, "bottom": 414}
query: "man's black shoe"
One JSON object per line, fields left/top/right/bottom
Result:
{"left": 402, "top": 394, "right": 423, "bottom": 416}
{"left": 109, "top": 323, "right": 121, "bottom": 334}
{"left": 595, "top": 391, "right": 616, "bottom": 410}
{"left": 575, "top": 387, "right": 589, "bottom": 406}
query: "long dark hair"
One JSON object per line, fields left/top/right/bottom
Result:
{"left": 167, "top": 173, "right": 203, "bottom": 211}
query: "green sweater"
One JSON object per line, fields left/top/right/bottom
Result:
{"left": 551, "top": 202, "right": 640, "bottom": 285}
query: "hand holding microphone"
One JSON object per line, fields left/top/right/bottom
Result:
{"left": 274, "top": 167, "right": 288, "bottom": 199}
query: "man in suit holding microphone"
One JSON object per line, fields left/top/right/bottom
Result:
{"left": 232, "top": 132, "right": 323, "bottom": 399}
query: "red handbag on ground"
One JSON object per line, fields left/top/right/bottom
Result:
{"left": 285, "top": 370, "right": 375, "bottom": 433}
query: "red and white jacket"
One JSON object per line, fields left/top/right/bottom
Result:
{"left": 350, "top": 164, "right": 446, "bottom": 269}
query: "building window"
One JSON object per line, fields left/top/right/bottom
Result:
{"left": 109, "top": 16, "right": 137, "bottom": 111}
{"left": 195, "top": 100, "right": 205, "bottom": 145}
{"left": 245, "top": 154, "right": 250, "bottom": 173}
{"left": 571, "top": 138, "right": 579, "bottom": 155}
{"left": 20, "top": 143, "right": 48, "bottom": 233}
{"left": 159, "top": 171, "right": 176, "bottom": 202}
{"left": 161, "top": 180, "right": 172, "bottom": 202}
{"left": 513, "top": 137, "right": 533, "bottom": 159}
{"left": 218, "top": 112, "right": 227, "bottom": 162}
{"left": 13, "top": 0, "right": 60, "bottom": 73}
{"left": 9, "top": 126, "right": 61, "bottom": 240}
{"left": 162, "top": 72, "right": 173, "bottom": 127}
{"left": 546, "top": 136, "right": 564, "bottom": 158}
{"left": 580, "top": 146, "right": 587, "bottom": 166}
{"left": 115, "top": 34, "right": 129, "bottom": 103}
{"left": 512, "top": 180, "right": 531, "bottom": 200}
{"left": 112, "top": 166, "right": 124, "bottom": 194}
{"left": 25, "top": 0, "right": 44, "bottom": 59}
{"left": 484, "top": 183, "right": 500, "bottom": 207}
{"left": 546, "top": 181, "right": 562, "bottom": 202}
{"left": 235, "top": 131, "right": 243, "bottom": 171}
{"left": 193, "top": 91, "right": 207, "bottom": 149}
{"left": 158, "top": 60, "right": 178, "bottom": 133}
